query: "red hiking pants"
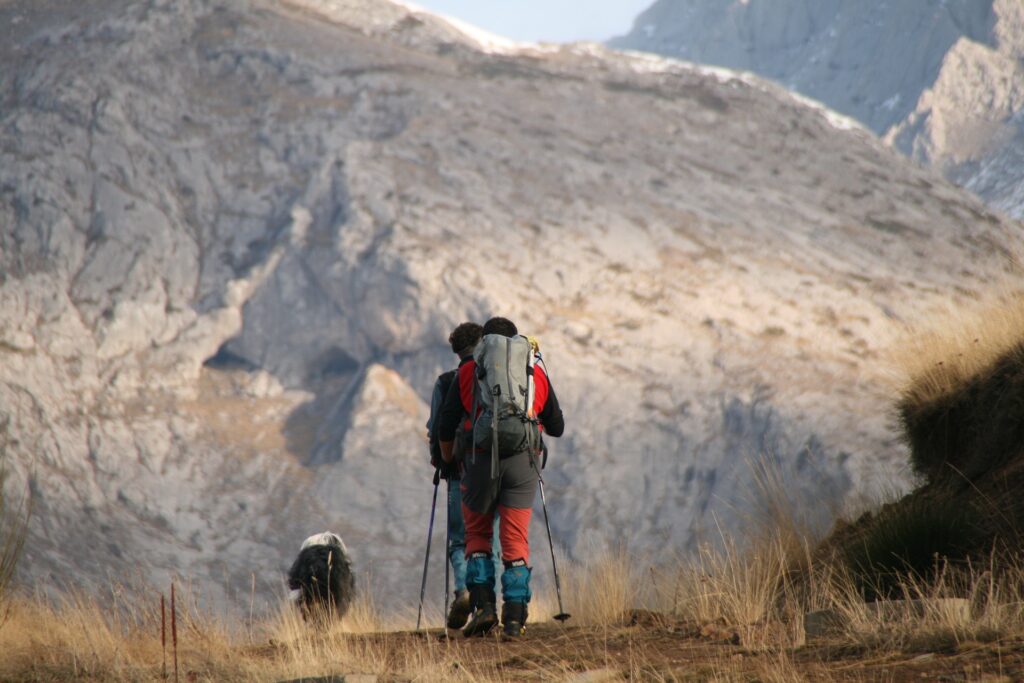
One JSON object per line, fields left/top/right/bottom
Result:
{"left": 463, "top": 504, "right": 532, "bottom": 563}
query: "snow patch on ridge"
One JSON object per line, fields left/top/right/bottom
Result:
{"left": 391, "top": 0, "right": 531, "bottom": 54}
{"left": 612, "top": 47, "right": 866, "bottom": 134}
{"left": 786, "top": 91, "right": 868, "bottom": 133}
{"left": 289, "top": 0, "right": 544, "bottom": 55}
{"left": 611, "top": 46, "right": 759, "bottom": 86}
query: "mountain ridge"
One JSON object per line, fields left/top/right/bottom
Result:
{"left": 0, "top": 0, "right": 1016, "bottom": 612}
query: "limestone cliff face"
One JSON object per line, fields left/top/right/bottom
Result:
{"left": 0, "top": 0, "right": 1015, "bottom": 612}
{"left": 888, "top": 1, "right": 1024, "bottom": 218}
{"left": 611, "top": 0, "right": 997, "bottom": 135}
{"left": 613, "top": 0, "right": 1024, "bottom": 217}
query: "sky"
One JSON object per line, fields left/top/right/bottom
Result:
{"left": 406, "top": 0, "right": 653, "bottom": 44}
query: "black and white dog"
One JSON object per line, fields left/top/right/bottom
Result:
{"left": 287, "top": 532, "right": 355, "bottom": 622}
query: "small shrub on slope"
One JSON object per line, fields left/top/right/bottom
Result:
{"left": 898, "top": 342, "right": 1024, "bottom": 484}
{"left": 892, "top": 292, "right": 1024, "bottom": 484}
{"left": 841, "top": 494, "right": 984, "bottom": 601}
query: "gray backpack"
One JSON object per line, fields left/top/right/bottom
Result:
{"left": 472, "top": 334, "right": 541, "bottom": 476}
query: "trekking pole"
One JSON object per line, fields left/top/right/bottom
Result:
{"left": 443, "top": 477, "right": 451, "bottom": 630}
{"left": 416, "top": 468, "right": 442, "bottom": 631}
{"left": 532, "top": 454, "right": 571, "bottom": 622}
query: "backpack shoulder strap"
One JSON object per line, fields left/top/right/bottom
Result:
{"left": 469, "top": 361, "right": 480, "bottom": 466}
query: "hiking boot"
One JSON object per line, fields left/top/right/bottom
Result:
{"left": 501, "top": 601, "right": 527, "bottom": 638}
{"left": 446, "top": 589, "right": 472, "bottom": 629}
{"left": 462, "top": 603, "right": 498, "bottom": 637}
{"left": 463, "top": 582, "right": 498, "bottom": 637}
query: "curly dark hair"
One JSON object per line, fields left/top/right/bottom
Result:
{"left": 482, "top": 316, "right": 518, "bottom": 338}
{"left": 449, "top": 322, "right": 483, "bottom": 356}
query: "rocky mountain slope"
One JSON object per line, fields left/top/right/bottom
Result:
{"left": 612, "top": 0, "right": 1024, "bottom": 218}
{"left": 0, "top": 0, "right": 1016, "bottom": 613}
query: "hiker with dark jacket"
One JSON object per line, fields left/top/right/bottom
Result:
{"left": 426, "top": 321, "right": 483, "bottom": 629}
{"left": 437, "top": 316, "right": 565, "bottom": 638}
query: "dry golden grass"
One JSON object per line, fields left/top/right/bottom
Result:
{"left": 0, "top": 458, "right": 29, "bottom": 624}
{"left": 0, "top": 586, "right": 480, "bottom": 682}
{"left": 0, "top": 587, "right": 242, "bottom": 681}
{"left": 670, "top": 535, "right": 796, "bottom": 646}
{"left": 545, "top": 545, "right": 637, "bottom": 626}
{"left": 887, "top": 286, "right": 1024, "bottom": 409}
{"left": 3, "top": 534, "right": 1024, "bottom": 681}
{"left": 829, "top": 555, "right": 1024, "bottom": 653}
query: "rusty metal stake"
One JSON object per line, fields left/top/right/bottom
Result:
{"left": 171, "top": 582, "right": 179, "bottom": 683}
{"left": 161, "top": 594, "right": 167, "bottom": 680}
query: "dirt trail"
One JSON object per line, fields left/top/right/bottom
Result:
{"left": 317, "top": 614, "right": 1024, "bottom": 682}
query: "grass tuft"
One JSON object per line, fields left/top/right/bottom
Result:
{"left": 890, "top": 289, "right": 1024, "bottom": 412}
{"left": 839, "top": 494, "right": 984, "bottom": 600}
{"left": 0, "top": 454, "right": 29, "bottom": 629}
{"left": 890, "top": 289, "right": 1024, "bottom": 483}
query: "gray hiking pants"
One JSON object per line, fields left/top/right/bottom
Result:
{"left": 460, "top": 450, "right": 539, "bottom": 515}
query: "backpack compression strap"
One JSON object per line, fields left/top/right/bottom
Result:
{"left": 526, "top": 343, "right": 536, "bottom": 419}
{"left": 491, "top": 382, "right": 500, "bottom": 479}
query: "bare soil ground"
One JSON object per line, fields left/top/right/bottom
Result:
{"left": 253, "top": 612, "right": 1024, "bottom": 682}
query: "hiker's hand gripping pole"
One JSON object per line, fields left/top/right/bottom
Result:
{"left": 439, "top": 439, "right": 454, "bottom": 463}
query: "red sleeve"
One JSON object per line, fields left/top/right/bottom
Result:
{"left": 532, "top": 365, "right": 549, "bottom": 418}
{"left": 458, "top": 361, "right": 477, "bottom": 431}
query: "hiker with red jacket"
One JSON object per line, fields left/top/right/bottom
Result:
{"left": 425, "top": 321, "right": 482, "bottom": 629}
{"left": 437, "top": 316, "right": 565, "bottom": 638}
